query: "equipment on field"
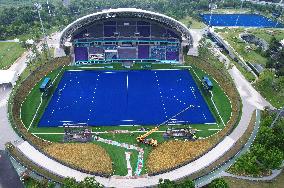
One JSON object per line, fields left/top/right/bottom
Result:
{"left": 136, "top": 127, "right": 159, "bottom": 147}
{"left": 202, "top": 76, "right": 213, "bottom": 91}
{"left": 136, "top": 106, "right": 192, "bottom": 147}
{"left": 63, "top": 125, "right": 92, "bottom": 142}
{"left": 163, "top": 128, "right": 197, "bottom": 140}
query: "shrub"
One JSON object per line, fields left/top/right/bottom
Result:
{"left": 208, "top": 178, "right": 229, "bottom": 188}
{"left": 158, "top": 178, "right": 195, "bottom": 188}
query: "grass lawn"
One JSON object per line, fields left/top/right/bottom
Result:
{"left": 216, "top": 28, "right": 284, "bottom": 67}
{"left": 250, "top": 28, "right": 284, "bottom": 42}
{"left": 220, "top": 50, "right": 256, "bottom": 82}
{"left": 216, "top": 28, "right": 268, "bottom": 66}
{"left": 179, "top": 16, "right": 206, "bottom": 29}
{"left": 21, "top": 68, "right": 64, "bottom": 129}
{"left": 0, "top": 42, "right": 25, "bottom": 69}
{"left": 21, "top": 62, "right": 232, "bottom": 176}
{"left": 216, "top": 28, "right": 284, "bottom": 108}
{"left": 254, "top": 70, "right": 284, "bottom": 108}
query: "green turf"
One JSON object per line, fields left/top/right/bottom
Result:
{"left": 189, "top": 65, "right": 232, "bottom": 124}
{"left": 21, "top": 68, "right": 64, "bottom": 129}
{"left": 0, "top": 42, "right": 25, "bottom": 69}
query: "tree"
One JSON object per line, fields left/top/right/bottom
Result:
{"left": 62, "top": 177, "right": 102, "bottom": 188}
{"left": 62, "top": 177, "right": 79, "bottom": 188}
{"left": 208, "top": 178, "right": 229, "bottom": 188}
{"left": 158, "top": 178, "right": 195, "bottom": 188}
{"left": 79, "top": 177, "right": 103, "bottom": 188}
{"left": 254, "top": 127, "right": 276, "bottom": 147}
{"left": 179, "top": 179, "right": 195, "bottom": 188}
{"left": 158, "top": 179, "right": 177, "bottom": 188}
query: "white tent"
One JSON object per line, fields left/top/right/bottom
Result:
{"left": 0, "top": 70, "right": 17, "bottom": 85}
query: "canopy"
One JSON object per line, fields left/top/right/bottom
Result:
{"left": 40, "top": 77, "right": 51, "bottom": 91}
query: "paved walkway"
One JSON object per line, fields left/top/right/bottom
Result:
{"left": 0, "top": 35, "right": 54, "bottom": 149}
{"left": 0, "top": 86, "right": 21, "bottom": 150}
{"left": 0, "top": 50, "right": 29, "bottom": 149}
{"left": 222, "top": 168, "right": 283, "bottom": 181}
{"left": 195, "top": 109, "right": 261, "bottom": 187}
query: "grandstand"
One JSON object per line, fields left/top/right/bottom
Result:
{"left": 59, "top": 8, "right": 193, "bottom": 65}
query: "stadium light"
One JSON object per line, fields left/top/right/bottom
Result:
{"left": 34, "top": 2, "right": 51, "bottom": 61}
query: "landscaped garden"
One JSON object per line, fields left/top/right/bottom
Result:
{"left": 215, "top": 28, "right": 284, "bottom": 108}
{"left": 228, "top": 109, "right": 284, "bottom": 177}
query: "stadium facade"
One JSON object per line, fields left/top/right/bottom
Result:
{"left": 59, "top": 8, "right": 194, "bottom": 65}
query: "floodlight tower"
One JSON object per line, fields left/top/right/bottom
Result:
{"left": 34, "top": 2, "right": 51, "bottom": 61}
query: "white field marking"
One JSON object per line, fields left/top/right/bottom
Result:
{"left": 33, "top": 132, "right": 65, "bottom": 135}
{"left": 31, "top": 133, "right": 52, "bottom": 143}
{"left": 174, "top": 66, "right": 191, "bottom": 68}
{"left": 28, "top": 67, "right": 64, "bottom": 131}
{"left": 28, "top": 93, "right": 44, "bottom": 131}
{"left": 126, "top": 74, "right": 129, "bottom": 89}
{"left": 32, "top": 130, "right": 168, "bottom": 135}
{"left": 66, "top": 70, "right": 84, "bottom": 71}
{"left": 205, "top": 123, "right": 217, "bottom": 125}
{"left": 78, "top": 67, "right": 104, "bottom": 69}
{"left": 210, "top": 91, "right": 225, "bottom": 127}
{"left": 190, "top": 66, "right": 227, "bottom": 127}
{"left": 190, "top": 65, "right": 233, "bottom": 125}
{"left": 152, "top": 69, "right": 179, "bottom": 70}
{"left": 125, "top": 152, "right": 133, "bottom": 176}
{"left": 208, "top": 129, "right": 222, "bottom": 131}
{"left": 104, "top": 71, "right": 115, "bottom": 73}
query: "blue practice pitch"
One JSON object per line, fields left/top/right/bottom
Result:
{"left": 201, "top": 14, "right": 283, "bottom": 28}
{"left": 38, "top": 70, "right": 216, "bottom": 127}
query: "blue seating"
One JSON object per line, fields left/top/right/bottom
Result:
{"left": 138, "top": 45, "right": 150, "bottom": 59}
{"left": 74, "top": 47, "right": 88, "bottom": 61}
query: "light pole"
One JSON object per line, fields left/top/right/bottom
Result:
{"left": 34, "top": 2, "right": 51, "bottom": 61}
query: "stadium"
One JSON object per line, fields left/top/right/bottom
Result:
{"left": 2, "top": 0, "right": 284, "bottom": 187}
{"left": 60, "top": 8, "right": 193, "bottom": 64}
{"left": 34, "top": 8, "right": 216, "bottom": 128}
{"left": 8, "top": 8, "right": 236, "bottom": 186}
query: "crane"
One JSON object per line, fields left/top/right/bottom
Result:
{"left": 136, "top": 106, "right": 192, "bottom": 147}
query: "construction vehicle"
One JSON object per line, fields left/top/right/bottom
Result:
{"left": 136, "top": 127, "right": 159, "bottom": 147}
{"left": 136, "top": 106, "right": 192, "bottom": 147}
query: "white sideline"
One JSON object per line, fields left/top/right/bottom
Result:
{"left": 210, "top": 91, "right": 225, "bottom": 126}
{"left": 27, "top": 93, "right": 44, "bottom": 131}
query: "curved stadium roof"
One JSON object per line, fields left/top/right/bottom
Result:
{"left": 59, "top": 8, "right": 193, "bottom": 47}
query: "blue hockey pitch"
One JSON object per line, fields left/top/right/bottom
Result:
{"left": 38, "top": 70, "right": 216, "bottom": 127}
{"left": 201, "top": 14, "right": 283, "bottom": 28}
